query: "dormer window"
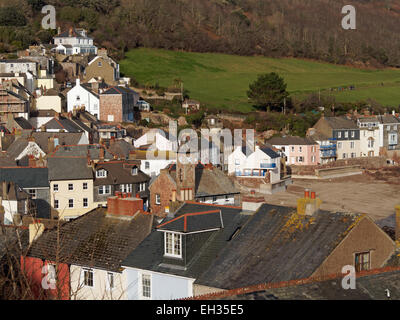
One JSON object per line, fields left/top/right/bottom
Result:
{"left": 131, "top": 167, "right": 138, "bottom": 175}
{"left": 96, "top": 169, "right": 107, "bottom": 178}
{"left": 164, "top": 232, "right": 182, "bottom": 258}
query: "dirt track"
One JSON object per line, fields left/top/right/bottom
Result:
{"left": 262, "top": 173, "right": 400, "bottom": 224}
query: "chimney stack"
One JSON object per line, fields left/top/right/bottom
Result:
{"left": 99, "top": 147, "right": 105, "bottom": 161}
{"left": 297, "top": 190, "right": 322, "bottom": 216}
{"left": 48, "top": 137, "right": 55, "bottom": 154}
{"left": 29, "top": 222, "right": 45, "bottom": 244}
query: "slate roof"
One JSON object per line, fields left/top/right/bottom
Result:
{"left": 93, "top": 161, "right": 150, "bottom": 186}
{"left": 26, "top": 208, "right": 153, "bottom": 272}
{"left": 267, "top": 136, "right": 318, "bottom": 146}
{"left": 101, "top": 86, "right": 138, "bottom": 96}
{"left": 42, "top": 118, "right": 83, "bottom": 132}
{"left": 54, "top": 28, "right": 92, "bottom": 39}
{"left": 107, "top": 140, "right": 135, "bottom": 159}
{"left": 260, "top": 146, "right": 280, "bottom": 158}
{"left": 157, "top": 209, "right": 224, "bottom": 233}
{"left": 221, "top": 269, "right": 400, "bottom": 300}
{"left": 0, "top": 167, "right": 49, "bottom": 188}
{"left": 122, "top": 203, "right": 247, "bottom": 279}
{"left": 124, "top": 203, "right": 368, "bottom": 290}
{"left": 377, "top": 115, "right": 400, "bottom": 124}
{"left": 6, "top": 138, "right": 39, "bottom": 160}
{"left": 0, "top": 181, "right": 30, "bottom": 201}
{"left": 323, "top": 116, "right": 358, "bottom": 129}
{"left": 14, "top": 117, "right": 34, "bottom": 130}
{"left": 195, "top": 204, "right": 364, "bottom": 289}
{"left": 49, "top": 144, "right": 114, "bottom": 160}
{"left": 165, "top": 165, "right": 239, "bottom": 197}
{"left": 48, "top": 157, "right": 93, "bottom": 181}
{"left": 31, "top": 132, "right": 85, "bottom": 154}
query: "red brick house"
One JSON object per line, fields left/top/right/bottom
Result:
{"left": 99, "top": 86, "right": 139, "bottom": 123}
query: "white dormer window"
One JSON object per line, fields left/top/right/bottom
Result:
{"left": 131, "top": 167, "right": 138, "bottom": 175}
{"left": 164, "top": 232, "right": 182, "bottom": 258}
{"left": 96, "top": 169, "right": 107, "bottom": 178}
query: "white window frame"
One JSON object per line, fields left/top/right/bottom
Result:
{"left": 131, "top": 167, "right": 138, "bottom": 175}
{"left": 54, "top": 199, "right": 59, "bottom": 209}
{"left": 140, "top": 273, "right": 151, "bottom": 299}
{"left": 53, "top": 184, "right": 59, "bottom": 192}
{"left": 139, "top": 182, "right": 145, "bottom": 192}
{"left": 68, "top": 183, "right": 74, "bottom": 191}
{"left": 98, "top": 185, "right": 111, "bottom": 195}
{"left": 83, "top": 182, "right": 88, "bottom": 190}
{"left": 164, "top": 232, "right": 182, "bottom": 258}
{"left": 83, "top": 269, "right": 94, "bottom": 288}
{"left": 155, "top": 194, "right": 160, "bottom": 205}
{"left": 107, "top": 272, "right": 114, "bottom": 291}
{"left": 96, "top": 169, "right": 107, "bottom": 178}
{"left": 83, "top": 198, "right": 88, "bottom": 208}
{"left": 68, "top": 199, "right": 74, "bottom": 208}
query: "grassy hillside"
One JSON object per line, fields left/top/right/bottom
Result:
{"left": 120, "top": 48, "right": 400, "bottom": 112}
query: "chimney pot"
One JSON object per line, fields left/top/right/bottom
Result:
{"left": 304, "top": 190, "right": 310, "bottom": 199}
{"left": 311, "top": 191, "right": 316, "bottom": 199}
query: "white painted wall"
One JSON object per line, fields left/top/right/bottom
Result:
{"left": 67, "top": 79, "right": 99, "bottom": 117}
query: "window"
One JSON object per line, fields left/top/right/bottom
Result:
{"left": 83, "top": 198, "right": 88, "bottom": 208}
{"left": 98, "top": 61, "right": 102, "bottom": 67}
{"left": 131, "top": 167, "right": 138, "bottom": 175}
{"left": 68, "top": 183, "right": 73, "bottom": 191}
{"left": 98, "top": 185, "right": 111, "bottom": 195}
{"left": 351, "top": 153, "right": 356, "bottom": 158}
{"left": 107, "top": 115, "right": 114, "bottom": 122}
{"left": 355, "top": 252, "right": 370, "bottom": 272}
{"left": 343, "top": 153, "right": 347, "bottom": 159}
{"left": 142, "top": 274, "right": 151, "bottom": 299}
{"left": 213, "top": 196, "right": 217, "bottom": 202}
{"left": 54, "top": 199, "right": 59, "bottom": 209}
{"left": 298, "top": 156, "right": 304, "bottom": 163}
{"left": 120, "top": 184, "right": 132, "bottom": 193}
{"left": 53, "top": 184, "right": 59, "bottom": 192}
{"left": 291, "top": 146, "right": 295, "bottom": 152}
{"left": 235, "top": 159, "right": 240, "bottom": 165}
{"left": 225, "top": 195, "right": 230, "bottom": 202}
{"left": 344, "top": 131, "right": 349, "bottom": 138}
{"left": 68, "top": 199, "right": 74, "bottom": 208}
{"left": 139, "top": 183, "right": 145, "bottom": 192}
{"left": 350, "top": 141, "right": 355, "bottom": 149}
{"left": 107, "top": 272, "right": 114, "bottom": 290}
{"left": 96, "top": 169, "right": 107, "bottom": 178}
{"left": 83, "top": 269, "right": 94, "bottom": 287}
{"left": 311, "top": 156, "right": 316, "bottom": 163}
{"left": 368, "top": 139, "right": 374, "bottom": 148}
{"left": 338, "top": 132, "right": 342, "bottom": 138}
{"left": 155, "top": 194, "right": 160, "bottom": 205}
{"left": 299, "top": 146, "right": 302, "bottom": 152}
{"left": 351, "top": 131, "right": 355, "bottom": 138}
{"left": 337, "top": 142, "right": 342, "bottom": 149}
{"left": 83, "top": 182, "right": 88, "bottom": 190}
{"left": 164, "top": 232, "right": 182, "bottom": 258}
{"left": 76, "top": 95, "right": 80, "bottom": 101}
{"left": 27, "top": 189, "right": 36, "bottom": 199}
{"left": 145, "top": 161, "right": 150, "bottom": 169}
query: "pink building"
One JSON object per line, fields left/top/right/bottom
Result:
{"left": 267, "top": 136, "right": 320, "bottom": 166}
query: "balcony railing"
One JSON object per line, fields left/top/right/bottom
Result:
{"left": 260, "top": 163, "right": 276, "bottom": 169}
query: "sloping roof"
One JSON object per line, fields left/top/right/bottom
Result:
{"left": 0, "top": 167, "right": 48, "bottom": 188}
{"left": 54, "top": 28, "right": 92, "bottom": 39}
{"left": 122, "top": 203, "right": 247, "bottom": 279}
{"left": 42, "top": 118, "right": 83, "bottom": 132}
{"left": 157, "top": 209, "right": 224, "bottom": 233}
{"left": 6, "top": 138, "right": 29, "bottom": 159}
{"left": 260, "top": 146, "right": 280, "bottom": 158}
{"left": 323, "top": 116, "right": 358, "bottom": 129}
{"left": 14, "top": 117, "right": 34, "bottom": 130}
{"left": 31, "top": 132, "right": 85, "bottom": 154}
{"left": 48, "top": 157, "right": 93, "bottom": 180}
{"left": 220, "top": 268, "right": 400, "bottom": 300}
{"left": 267, "top": 136, "right": 318, "bottom": 146}
{"left": 0, "top": 181, "right": 30, "bottom": 201}
{"left": 101, "top": 86, "right": 138, "bottom": 96}
{"left": 195, "top": 204, "right": 364, "bottom": 289}
{"left": 93, "top": 161, "right": 150, "bottom": 186}
{"left": 49, "top": 144, "right": 114, "bottom": 160}
{"left": 26, "top": 208, "right": 153, "bottom": 272}
{"left": 377, "top": 115, "right": 400, "bottom": 124}
{"left": 107, "top": 140, "right": 135, "bottom": 159}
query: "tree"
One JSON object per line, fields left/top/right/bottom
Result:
{"left": 247, "top": 72, "right": 289, "bottom": 111}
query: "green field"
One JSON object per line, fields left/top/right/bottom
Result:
{"left": 120, "top": 48, "right": 400, "bottom": 112}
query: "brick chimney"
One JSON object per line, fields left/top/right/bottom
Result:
{"left": 28, "top": 155, "right": 36, "bottom": 168}
{"left": 99, "top": 147, "right": 105, "bottom": 161}
{"left": 107, "top": 194, "right": 143, "bottom": 217}
{"left": 48, "top": 137, "right": 55, "bottom": 154}
{"left": 297, "top": 190, "right": 322, "bottom": 216}
{"left": 395, "top": 205, "right": 400, "bottom": 243}
{"left": 69, "top": 27, "right": 73, "bottom": 37}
